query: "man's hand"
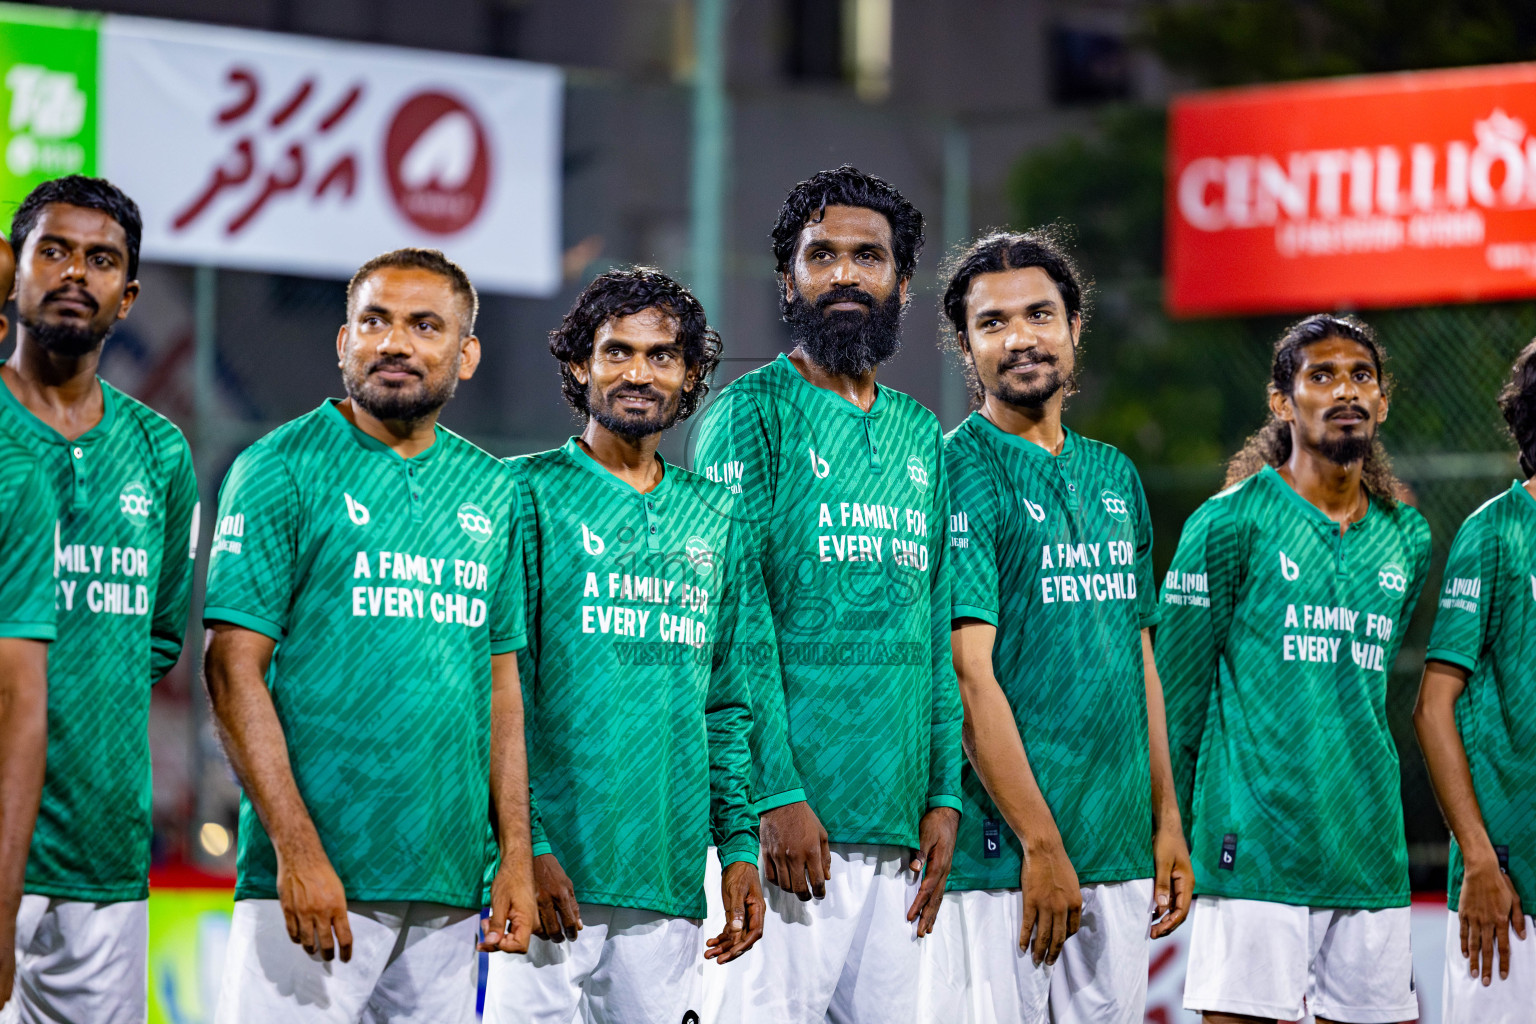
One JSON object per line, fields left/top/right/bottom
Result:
{"left": 1460, "top": 853, "right": 1527, "bottom": 985}
{"left": 1149, "top": 821, "right": 1193, "bottom": 938}
{"left": 481, "top": 853, "right": 539, "bottom": 954}
{"left": 759, "top": 801, "right": 830, "bottom": 900}
{"left": 526, "top": 852, "right": 581, "bottom": 944}
{"left": 275, "top": 847, "right": 352, "bottom": 962}
{"left": 1020, "top": 836, "right": 1080, "bottom": 966}
{"left": 907, "top": 806, "right": 960, "bottom": 937}
{"left": 705, "top": 861, "right": 765, "bottom": 964}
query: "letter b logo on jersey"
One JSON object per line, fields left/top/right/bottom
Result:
{"left": 1279, "top": 551, "right": 1300, "bottom": 581}
{"left": 344, "top": 493, "right": 370, "bottom": 526}
{"left": 1023, "top": 498, "right": 1046, "bottom": 522}
{"left": 808, "top": 446, "right": 830, "bottom": 479}
{"left": 581, "top": 523, "right": 605, "bottom": 556}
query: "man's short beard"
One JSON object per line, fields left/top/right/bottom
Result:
{"left": 1317, "top": 430, "right": 1373, "bottom": 466}
{"left": 344, "top": 358, "right": 458, "bottom": 423}
{"left": 983, "top": 350, "right": 1073, "bottom": 410}
{"left": 588, "top": 384, "right": 682, "bottom": 439}
{"left": 784, "top": 285, "right": 904, "bottom": 378}
{"left": 22, "top": 315, "right": 110, "bottom": 358}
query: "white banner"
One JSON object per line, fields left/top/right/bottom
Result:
{"left": 100, "top": 16, "right": 561, "bottom": 295}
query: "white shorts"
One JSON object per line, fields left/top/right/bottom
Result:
{"left": 916, "top": 879, "right": 1153, "bottom": 1024}
{"left": 702, "top": 843, "right": 920, "bottom": 1024}
{"left": 1441, "top": 909, "right": 1536, "bottom": 1023}
{"left": 482, "top": 903, "right": 702, "bottom": 1024}
{"left": 1183, "top": 895, "right": 1417, "bottom": 1022}
{"left": 213, "top": 898, "right": 479, "bottom": 1024}
{"left": 1, "top": 894, "right": 148, "bottom": 1024}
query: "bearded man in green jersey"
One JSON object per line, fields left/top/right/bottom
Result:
{"left": 0, "top": 177, "right": 197, "bottom": 1024}
{"left": 1415, "top": 340, "right": 1536, "bottom": 1022}
{"left": 0, "top": 233, "right": 60, "bottom": 1019}
{"left": 482, "top": 267, "right": 770, "bottom": 1024}
{"left": 694, "top": 165, "right": 963, "bottom": 1024}
{"left": 1159, "top": 314, "right": 1431, "bottom": 1024}
{"left": 916, "top": 230, "right": 1192, "bottom": 1024}
{"left": 203, "top": 249, "right": 536, "bottom": 1022}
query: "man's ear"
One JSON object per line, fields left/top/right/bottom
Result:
{"left": 1069, "top": 312, "right": 1082, "bottom": 349}
{"left": 1376, "top": 392, "right": 1389, "bottom": 424}
{"left": 682, "top": 362, "right": 700, "bottom": 393}
{"left": 335, "top": 324, "right": 348, "bottom": 368}
{"left": 898, "top": 275, "right": 910, "bottom": 307}
{"left": 568, "top": 360, "right": 590, "bottom": 386}
{"left": 1268, "top": 385, "right": 1295, "bottom": 423}
{"left": 782, "top": 271, "right": 795, "bottom": 305}
{"left": 115, "top": 280, "right": 141, "bottom": 320}
{"left": 457, "top": 334, "right": 482, "bottom": 381}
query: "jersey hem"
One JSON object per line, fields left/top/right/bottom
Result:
{"left": 947, "top": 866, "right": 1152, "bottom": 892}
{"left": 202, "top": 605, "right": 284, "bottom": 641}
{"left": 25, "top": 881, "right": 148, "bottom": 903}
{"left": 561, "top": 888, "right": 705, "bottom": 921}
{"left": 234, "top": 883, "right": 479, "bottom": 908}
{"left": 950, "top": 604, "right": 998, "bottom": 626}
{"left": 1425, "top": 647, "right": 1478, "bottom": 673}
{"left": 1192, "top": 884, "right": 1410, "bottom": 909}
{"left": 826, "top": 829, "right": 918, "bottom": 849}
{"left": 751, "top": 788, "right": 807, "bottom": 816}
{"left": 0, "top": 622, "right": 55, "bottom": 640}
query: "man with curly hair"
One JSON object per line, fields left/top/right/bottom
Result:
{"left": 483, "top": 267, "right": 775, "bottom": 1024}
{"left": 1415, "top": 339, "right": 1536, "bottom": 1022}
{"left": 693, "top": 166, "right": 962, "bottom": 1024}
{"left": 1157, "top": 314, "right": 1431, "bottom": 1024}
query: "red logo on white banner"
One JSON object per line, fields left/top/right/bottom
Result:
{"left": 384, "top": 92, "right": 490, "bottom": 235}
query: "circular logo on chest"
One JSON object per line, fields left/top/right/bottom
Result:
{"left": 457, "top": 502, "right": 492, "bottom": 541}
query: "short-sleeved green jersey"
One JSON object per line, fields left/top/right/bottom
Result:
{"left": 498, "top": 440, "right": 769, "bottom": 919}
{"left": 0, "top": 376, "right": 198, "bottom": 903}
{"left": 692, "top": 354, "right": 963, "bottom": 849}
{"left": 1425, "top": 480, "right": 1536, "bottom": 912}
{"left": 943, "top": 415, "right": 1158, "bottom": 890}
{"left": 204, "top": 401, "right": 525, "bottom": 908}
{"left": 0, "top": 430, "right": 57, "bottom": 643}
{"left": 1158, "top": 465, "right": 1430, "bottom": 908}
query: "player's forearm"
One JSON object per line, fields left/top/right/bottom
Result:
{"left": 489, "top": 652, "right": 533, "bottom": 862}
{"left": 1141, "top": 631, "right": 1182, "bottom": 833}
{"left": 203, "top": 626, "right": 326, "bottom": 862}
{"left": 0, "top": 639, "right": 47, "bottom": 919}
{"left": 1414, "top": 661, "right": 1498, "bottom": 867}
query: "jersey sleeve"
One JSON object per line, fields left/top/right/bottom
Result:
{"left": 488, "top": 467, "right": 528, "bottom": 655}
{"left": 1156, "top": 497, "right": 1240, "bottom": 832}
{"left": 203, "top": 446, "right": 301, "bottom": 640}
{"left": 945, "top": 438, "right": 1003, "bottom": 626}
{"left": 0, "top": 450, "right": 57, "bottom": 641}
{"left": 925, "top": 427, "right": 964, "bottom": 813}
{"left": 1426, "top": 511, "right": 1492, "bottom": 673}
{"left": 707, "top": 512, "right": 769, "bottom": 868}
{"left": 1131, "top": 466, "right": 1159, "bottom": 630}
{"left": 150, "top": 435, "right": 199, "bottom": 683}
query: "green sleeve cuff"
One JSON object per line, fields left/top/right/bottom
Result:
{"left": 531, "top": 840, "right": 553, "bottom": 858}
{"left": 750, "top": 789, "right": 807, "bottom": 817}
{"left": 0, "top": 622, "right": 55, "bottom": 641}
{"left": 489, "top": 633, "right": 527, "bottom": 656}
{"left": 1426, "top": 648, "right": 1478, "bottom": 673}
{"left": 1139, "top": 606, "right": 1162, "bottom": 629}
{"left": 927, "top": 795, "right": 963, "bottom": 813}
{"left": 202, "top": 606, "right": 284, "bottom": 641}
{"left": 950, "top": 605, "right": 998, "bottom": 626}
{"left": 718, "top": 840, "right": 760, "bottom": 870}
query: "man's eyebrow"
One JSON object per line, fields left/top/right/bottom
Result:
{"left": 802, "top": 235, "right": 891, "bottom": 256}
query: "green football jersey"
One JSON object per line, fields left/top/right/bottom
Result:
{"left": 1425, "top": 480, "right": 1536, "bottom": 912}
{"left": 0, "top": 430, "right": 57, "bottom": 643}
{"left": 0, "top": 376, "right": 197, "bottom": 903}
{"left": 502, "top": 440, "right": 769, "bottom": 919}
{"left": 692, "top": 354, "right": 963, "bottom": 849}
{"left": 1158, "top": 464, "right": 1430, "bottom": 908}
{"left": 944, "top": 415, "right": 1157, "bottom": 890}
{"left": 204, "top": 401, "right": 526, "bottom": 908}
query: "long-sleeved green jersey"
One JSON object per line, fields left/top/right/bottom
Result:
{"left": 1158, "top": 465, "right": 1429, "bottom": 908}
{"left": 0, "top": 376, "right": 197, "bottom": 903}
{"left": 0, "top": 429, "right": 57, "bottom": 643}
{"left": 692, "top": 354, "right": 963, "bottom": 849}
{"left": 1425, "top": 480, "right": 1536, "bottom": 912}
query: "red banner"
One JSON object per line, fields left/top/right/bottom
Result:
{"left": 1166, "top": 63, "right": 1536, "bottom": 316}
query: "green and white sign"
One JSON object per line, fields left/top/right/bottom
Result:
{"left": 0, "top": 3, "right": 99, "bottom": 215}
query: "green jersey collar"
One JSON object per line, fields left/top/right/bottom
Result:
{"left": 1513, "top": 477, "right": 1536, "bottom": 514}
{"left": 772, "top": 352, "right": 888, "bottom": 418}
{"left": 0, "top": 362, "right": 117, "bottom": 445}
{"left": 561, "top": 436, "right": 673, "bottom": 497}
{"left": 1258, "top": 462, "right": 1378, "bottom": 531}
{"left": 968, "top": 410, "right": 1078, "bottom": 460}
{"left": 319, "top": 399, "right": 443, "bottom": 462}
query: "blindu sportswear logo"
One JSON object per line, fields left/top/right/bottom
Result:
{"left": 119, "top": 482, "right": 153, "bottom": 522}
{"left": 457, "top": 502, "right": 492, "bottom": 542}
{"left": 1169, "top": 63, "right": 1536, "bottom": 314}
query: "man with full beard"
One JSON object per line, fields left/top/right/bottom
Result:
{"left": 203, "top": 249, "right": 536, "bottom": 1021}
{"left": 919, "top": 231, "right": 1191, "bottom": 1024}
{"left": 693, "top": 166, "right": 963, "bottom": 1024}
{"left": 0, "top": 176, "right": 197, "bottom": 1023}
{"left": 1158, "top": 314, "right": 1430, "bottom": 1024}
{"left": 482, "top": 267, "right": 772, "bottom": 1023}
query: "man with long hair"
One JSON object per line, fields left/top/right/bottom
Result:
{"left": 1158, "top": 314, "right": 1430, "bottom": 1024}
{"left": 1414, "top": 340, "right": 1536, "bottom": 1022}
{"left": 482, "top": 268, "right": 769, "bottom": 1022}
{"left": 693, "top": 166, "right": 962, "bottom": 1023}
{"left": 920, "top": 229, "right": 1191, "bottom": 1024}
